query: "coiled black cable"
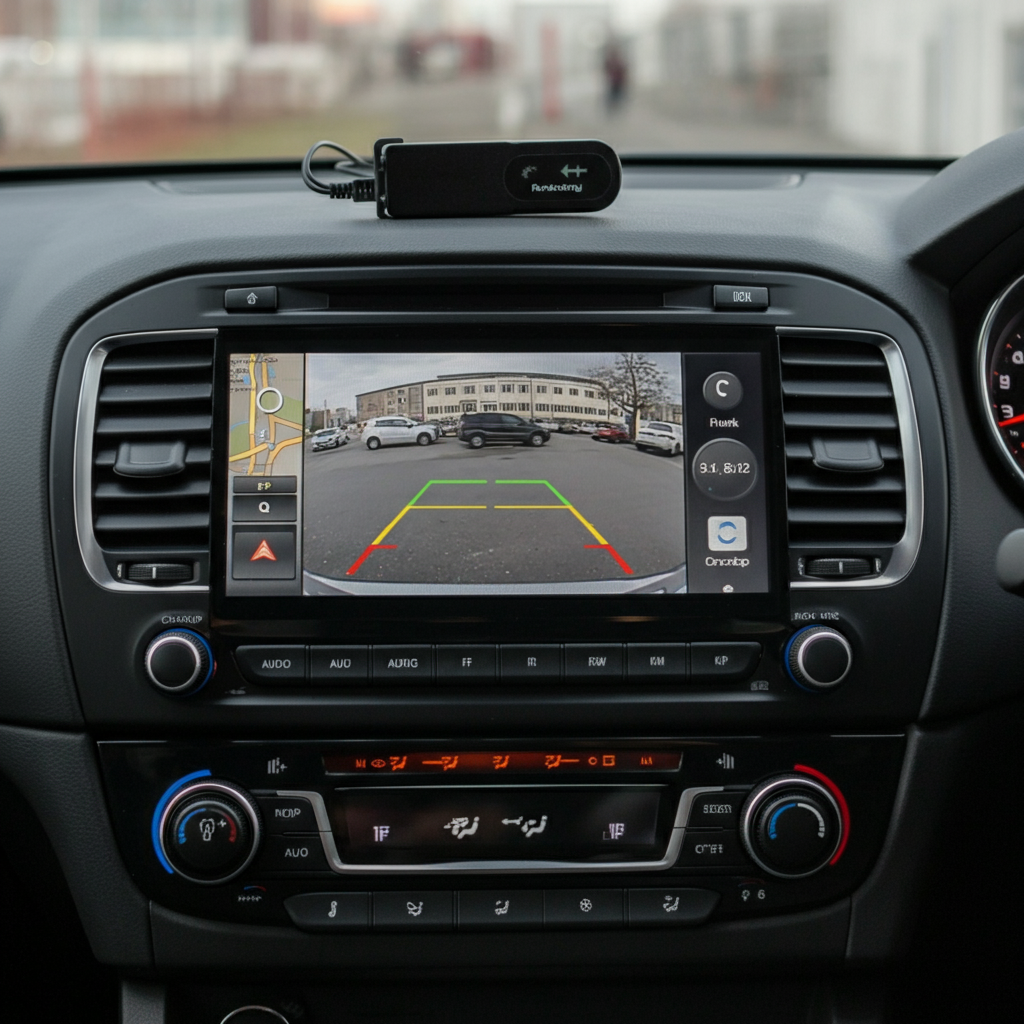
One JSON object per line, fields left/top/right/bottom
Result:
{"left": 301, "top": 140, "right": 375, "bottom": 200}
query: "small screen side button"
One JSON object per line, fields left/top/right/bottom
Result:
{"left": 713, "top": 285, "right": 769, "bottom": 310}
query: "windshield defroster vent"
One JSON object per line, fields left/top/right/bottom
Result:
{"left": 780, "top": 333, "right": 909, "bottom": 579}
{"left": 89, "top": 337, "right": 214, "bottom": 568}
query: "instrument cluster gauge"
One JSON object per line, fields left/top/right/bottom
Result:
{"left": 978, "top": 273, "right": 1024, "bottom": 488}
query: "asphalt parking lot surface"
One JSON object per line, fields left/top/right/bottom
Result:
{"left": 302, "top": 434, "right": 686, "bottom": 586}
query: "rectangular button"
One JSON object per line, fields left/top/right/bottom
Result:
{"left": 435, "top": 645, "right": 496, "bottom": 682}
{"left": 627, "top": 644, "right": 688, "bottom": 680}
{"left": 690, "top": 642, "right": 761, "bottom": 681}
{"left": 372, "top": 646, "right": 433, "bottom": 681}
{"left": 687, "top": 791, "right": 744, "bottom": 829}
{"left": 458, "top": 890, "right": 543, "bottom": 930}
{"left": 373, "top": 891, "right": 454, "bottom": 931}
{"left": 713, "top": 285, "right": 769, "bottom": 310}
{"left": 309, "top": 646, "right": 369, "bottom": 684}
{"left": 564, "top": 644, "right": 623, "bottom": 681}
{"left": 225, "top": 285, "right": 277, "bottom": 311}
{"left": 284, "top": 892, "right": 369, "bottom": 932}
{"left": 233, "top": 475, "right": 297, "bottom": 494}
{"left": 232, "top": 528, "right": 296, "bottom": 580}
{"left": 677, "top": 830, "right": 748, "bottom": 868}
{"left": 627, "top": 888, "right": 719, "bottom": 927}
{"left": 544, "top": 889, "right": 623, "bottom": 928}
{"left": 258, "top": 796, "right": 318, "bottom": 833}
{"left": 258, "top": 835, "right": 329, "bottom": 872}
{"left": 233, "top": 494, "right": 298, "bottom": 522}
{"left": 234, "top": 645, "right": 306, "bottom": 685}
{"left": 500, "top": 644, "right": 561, "bottom": 682}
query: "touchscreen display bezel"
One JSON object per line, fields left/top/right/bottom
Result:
{"left": 210, "top": 324, "right": 788, "bottom": 640}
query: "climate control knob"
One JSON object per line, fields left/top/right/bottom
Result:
{"left": 740, "top": 775, "right": 843, "bottom": 878}
{"left": 159, "top": 780, "right": 261, "bottom": 884}
{"left": 144, "top": 629, "right": 214, "bottom": 694}
{"left": 785, "top": 626, "right": 852, "bottom": 690}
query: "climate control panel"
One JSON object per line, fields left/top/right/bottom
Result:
{"left": 100, "top": 735, "right": 901, "bottom": 931}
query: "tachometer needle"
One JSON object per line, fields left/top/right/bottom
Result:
{"left": 997, "top": 411, "right": 1024, "bottom": 427}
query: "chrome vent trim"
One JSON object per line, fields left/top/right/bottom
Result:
{"left": 779, "top": 327, "right": 924, "bottom": 590}
{"left": 74, "top": 330, "right": 217, "bottom": 593}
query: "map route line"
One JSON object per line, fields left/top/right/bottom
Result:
{"left": 247, "top": 353, "right": 258, "bottom": 473}
{"left": 265, "top": 435, "right": 303, "bottom": 467}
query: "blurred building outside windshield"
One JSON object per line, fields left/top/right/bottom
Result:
{"left": 1, "top": 0, "right": 1023, "bottom": 168}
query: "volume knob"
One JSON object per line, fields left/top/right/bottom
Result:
{"left": 785, "top": 626, "right": 852, "bottom": 691}
{"left": 144, "top": 629, "right": 214, "bottom": 694}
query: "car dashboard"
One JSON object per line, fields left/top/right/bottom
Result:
{"left": 0, "top": 137, "right": 1022, "bottom": 1024}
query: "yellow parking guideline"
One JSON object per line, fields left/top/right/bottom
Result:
{"left": 493, "top": 505, "right": 569, "bottom": 509}
{"left": 409, "top": 505, "right": 487, "bottom": 510}
{"left": 371, "top": 505, "right": 414, "bottom": 546}
{"left": 567, "top": 505, "right": 608, "bottom": 545}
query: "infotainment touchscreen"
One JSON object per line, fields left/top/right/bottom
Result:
{"left": 222, "top": 344, "right": 774, "bottom": 600}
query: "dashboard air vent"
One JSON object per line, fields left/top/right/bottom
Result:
{"left": 780, "top": 336, "right": 906, "bottom": 554}
{"left": 91, "top": 339, "right": 214, "bottom": 555}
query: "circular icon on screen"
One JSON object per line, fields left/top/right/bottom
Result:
{"left": 256, "top": 386, "right": 284, "bottom": 414}
{"left": 702, "top": 372, "right": 743, "bottom": 411}
{"left": 692, "top": 438, "right": 758, "bottom": 500}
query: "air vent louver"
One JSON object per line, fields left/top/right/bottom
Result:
{"left": 91, "top": 340, "right": 214, "bottom": 554}
{"left": 781, "top": 337, "right": 906, "bottom": 551}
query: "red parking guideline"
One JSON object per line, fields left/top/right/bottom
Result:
{"left": 346, "top": 544, "right": 397, "bottom": 576}
{"left": 584, "top": 544, "right": 634, "bottom": 575}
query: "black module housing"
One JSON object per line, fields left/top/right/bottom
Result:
{"left": 373, "top": 138, "right": 622, "bottom": 219}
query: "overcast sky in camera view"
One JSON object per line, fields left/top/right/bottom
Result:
{"left": 305, "top": 350, "right": 683, "bottom": 410}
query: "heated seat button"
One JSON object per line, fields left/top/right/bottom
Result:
{"left": 373, "top": 891, "right": 454, "bottom": 930}
{"left": 677, "top": 830, "right": 748, "bottom": 868}
{"left": 544, "top": 889, "right": 623, "bottom": 928}
{"left": 686, "top": 791, "right": 744, "bottom": 829}
{"left": 435, "top": 645, "right": 497, "bottom": 682}
{"left": 458, "top": 890, "right": 544, "bottom": 930}
{"left": 309, "top": 646, "right": 369, "bottom": 684}
{"left": 627, "top": 888, "right": 720, "bottom": 927}
{"left": 257, "top": 796, "right": 318, "bottom": 834}
{"left": 563, "top": 645, "right": 624, "bottom": 681}
{"left": 234, "top": 645, "right": 307, "bottom": 685}
{"left": 258, "top": 835, "right": 329, "bottom": 872}
{"left": 284, "top": 892, "right": 369, "bottom": 932}
{"left": 689, "top": 642, "right": 761, "bottom": 681}
{"left": 499, "top": 645, "right": 561, "bottom": 682}
{"left": 627, "top": 644, "right": 688, "bottom": 680}
{"left": 372, "top": 646, "right": 433, "bottom": 681}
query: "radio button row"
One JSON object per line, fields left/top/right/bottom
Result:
{"left": 231, "top": 642, "right": 762, "bottom": 686}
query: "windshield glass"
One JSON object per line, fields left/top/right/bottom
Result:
{"left": 0, "top": 0, "right": 1018, "bottom": 167}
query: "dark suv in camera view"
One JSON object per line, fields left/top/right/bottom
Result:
{"left": 456, "top": 413, "right": 551, "bottom": 448}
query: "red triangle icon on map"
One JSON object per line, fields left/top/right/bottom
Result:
{"left": 250, "top": 539, "right": 277, "bottom": 562}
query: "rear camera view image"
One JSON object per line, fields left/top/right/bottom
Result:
{"left": 303, "top": 352, "right": 685, "bottom": 595}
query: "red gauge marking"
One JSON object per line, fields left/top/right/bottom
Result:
{"left": 793, "top": 764, "right": 850, "bottom": 864}
{"left": 997, "top": 411, "right": 1024, "bottom": 427}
